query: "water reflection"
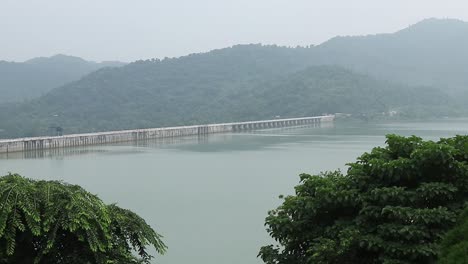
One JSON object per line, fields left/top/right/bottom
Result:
{"left": 0, "top": 147, "right": 108, "bottom": 160}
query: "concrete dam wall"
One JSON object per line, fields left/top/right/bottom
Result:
{"left": 0, "top": 115, "right": 334, "bottom": 154}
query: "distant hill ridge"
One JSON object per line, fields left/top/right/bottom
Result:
{"left": 0, "top": 54, "right": 126, "bottom": 103}
{"left": 312, "top": 18, "right": 468, "bottom": 92}
{"left": 24, "top": 54, "right": 125, "bottom": 68}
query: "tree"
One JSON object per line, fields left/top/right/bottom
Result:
{"left": 259, "top": 135, "right": 468, "bottom": 264}
{"left": 437, "top": 206, "right": 468, "bottom": 264}
{"left": 0, "top": 174, "right": 166, "bottom": 263}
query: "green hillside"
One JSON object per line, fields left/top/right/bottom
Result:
{"left": 0, "top": 18, "right": 467, "bottom": 139}
{"left": 312, "top": 18, "right": 468, "bottom": 96}
{"left": 0, "top": 63, "right": 451, "bottom": 138}
{"left": 0, "top": 54, "right": 125, "bottom": 103}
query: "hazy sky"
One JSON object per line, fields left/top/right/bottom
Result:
{"left": 1, "top": 0, "right": 467, "bottom": 62}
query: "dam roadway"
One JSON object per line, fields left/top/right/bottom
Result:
{"left": 0, "top": 115, "right": 334, "bottom": 154}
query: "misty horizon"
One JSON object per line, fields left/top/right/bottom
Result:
{"left": 1, "top": 17, "right": 466, "bottom": 64}
{"left": 2, "top": 0, "right": 468, "bottom": 62}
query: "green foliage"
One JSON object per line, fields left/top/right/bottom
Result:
{"left": 437, "top": 206, "right": 468, "bottom": 264}
{"left": 0, "top": 174, "right": 166, "bottom": 264}
{"left": 259, "top": 135, "right": 468, "bottom": 264}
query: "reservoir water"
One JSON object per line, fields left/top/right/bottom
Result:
{"left": 1, "top": 119, "right": 467, "bottom": 264}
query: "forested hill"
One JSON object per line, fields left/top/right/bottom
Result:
{"left": 0, "top": 54, "right": 125, "bottom": 103}
{"left": 312, "top": 18, "right": 468, "bottom": 95}
{"left": 0, "top": 45, "right": 316, "bottom": 137}
{"left": 0, "top": 18, "right": 467, "bottom": 138}
{"left": 248, "top": 66, "right": 452, "bottom": 119}
{"left": 0, "top": 63, "right": 451, "bottom": 138}
{"left": 3, "top": 18, "right": 467, "bottom": 104}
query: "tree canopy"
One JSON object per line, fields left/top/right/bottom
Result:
{"left": 259, "top": 135, "right": 468, "bottom": 264}
{"left": 437, "top": 207, "right": 468, "bottom": 264}
{"left": 0, "top": 174, "right": 166, "bottom": 264}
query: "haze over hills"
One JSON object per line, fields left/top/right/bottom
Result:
{"left": 0, "top": 54, "right": 126, "bottom": 103}
{"left": 312, "top": 18, "right": 468, "bottom": 95}
{"left": 0, "top": 18, "right": 466, "bottom": 138}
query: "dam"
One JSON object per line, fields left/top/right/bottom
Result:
{"left": 0, "top": 115, "right": 334, "bottom": 154}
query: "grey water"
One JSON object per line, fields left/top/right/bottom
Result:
{"left": 1, "top": 119, "right": 467, "bottom": 264}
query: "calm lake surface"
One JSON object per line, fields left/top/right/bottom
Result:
{"left": 1, "top": 119, "right": 467, "bottom": 264}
